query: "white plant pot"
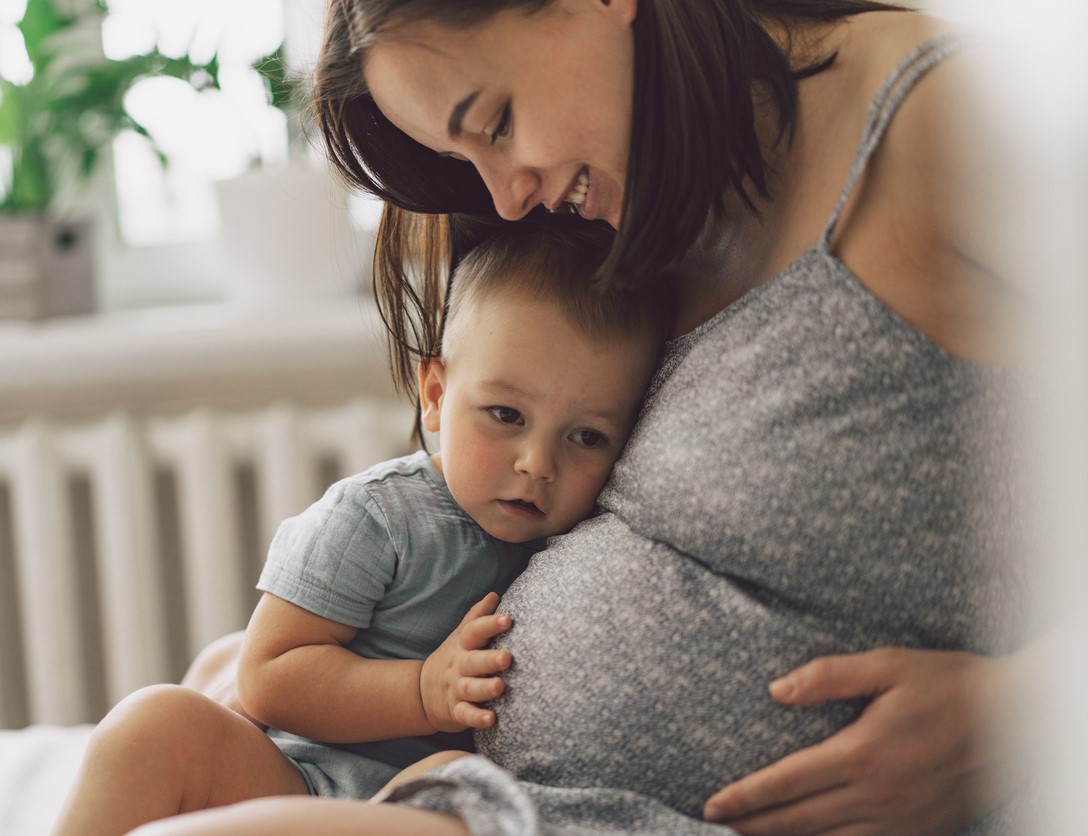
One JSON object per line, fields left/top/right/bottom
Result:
{"left": 0, "top": 214, "right": 96, "bottom": 320}
{"left": 215, "top": 166, "right": 371, "bottom": 309}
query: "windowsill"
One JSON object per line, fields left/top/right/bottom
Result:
{"left": 0, "top": 298, "right": 403, "bottom": 423}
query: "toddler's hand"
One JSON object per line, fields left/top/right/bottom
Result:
{"left": 419, "top": 592, "right": 514, "bottom": 733}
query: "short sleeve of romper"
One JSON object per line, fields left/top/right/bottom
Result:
{"left": 258, "top": 466, "right": 400, "bottom": 630}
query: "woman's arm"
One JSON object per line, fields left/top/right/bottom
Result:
{"left": 704, "top": 641, "right": 1048, "bottom": 835}
{"left": 237, "top": 592, "right": 512, "bottom": 741}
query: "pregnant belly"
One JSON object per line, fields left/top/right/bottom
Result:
{"left": 475, "top": 513, "right": 864, "bottom": 819}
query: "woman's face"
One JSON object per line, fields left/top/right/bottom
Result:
{"left": 364, "top": 0, "right": 636, "bottom": 229}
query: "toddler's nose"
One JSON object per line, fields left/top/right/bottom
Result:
{"left": 515, "top": 439, "right": 556, "bottom": 482}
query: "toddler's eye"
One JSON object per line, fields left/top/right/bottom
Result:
{"left": 571, "top": 429, "right": 607, "bottom": 449}
{"left": 489, "top": 406, "right": 523, "bottom": 425}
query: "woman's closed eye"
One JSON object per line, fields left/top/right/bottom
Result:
{"left": 570, "top": 429, "right": 607, "bottom": 449}
{"left": 489, "top": 101, "right": 512, "bottom": 145}
{"left": 488, "top": 405, "right": 523, "bottom": 425}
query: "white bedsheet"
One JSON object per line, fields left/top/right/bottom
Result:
{"left": 0, "top": 725, "right": 94, "bottom": 835}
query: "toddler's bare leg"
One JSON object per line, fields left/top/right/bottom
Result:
{"left": 130, "top": 797, "right": 470, "bottom": 836}
{"left": 53, "top": 684, "right": 307, "bottom": 836}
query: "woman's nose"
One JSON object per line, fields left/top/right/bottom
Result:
{"left": 515, "top": 439, "right": 556, "bottom": 482}
{"left": 478, "top": 160, "right": 539, "bottom": 221}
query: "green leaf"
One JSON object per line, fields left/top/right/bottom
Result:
{"left": 6, "top": 132, "right": 52, "bottom": 211}
{"left": 17, "top": 0, "right": 78, "bottom": 72}
{"left": 0, "top": 0, "right": 265, "bottom": 211}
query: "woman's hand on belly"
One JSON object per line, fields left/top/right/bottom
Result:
{"left": 702, "top": 647, "right": 1026, "bottom": 835}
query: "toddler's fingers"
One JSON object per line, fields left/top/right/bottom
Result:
{"left": 458, "top": 648, "right": 512, "bottom": 677}
{"left": 457, "top": 592, "right": 500, "bottom": 627}
{"left": 459, "top": 613, "right": 513, "bottom": 649}
{"left": 452, "top": 701, "right": 497, "bottom": 730}
{"left": 455, "top": 675, "right": 506, "bottom": 704}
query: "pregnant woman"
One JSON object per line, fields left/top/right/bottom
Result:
{"left": 139, "top": 1, "right": 1038, "bottom": 833}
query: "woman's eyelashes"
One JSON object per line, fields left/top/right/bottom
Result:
{"left": 436, "top": 101, "right": 510, "bottom": 158}
{"left": 489, "top": 101, "right": 512, "bottom": 145}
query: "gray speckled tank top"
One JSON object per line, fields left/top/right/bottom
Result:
{"left": 391, "top": 34, "right": 1033, "bottom": 835}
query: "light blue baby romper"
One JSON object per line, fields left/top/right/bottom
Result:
{"left": 257, "top": 450, "right": 537, "bottom": 798}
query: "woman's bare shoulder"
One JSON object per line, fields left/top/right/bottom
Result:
{"left": 830, "top": 11, "right": 964, "bottom": 93}
{"left": 830, "top": 13, "right": 1025, "bottom": 363}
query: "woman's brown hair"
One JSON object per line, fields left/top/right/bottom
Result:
{"left": 311, "top": 0, "right": 902, "bottom": 396}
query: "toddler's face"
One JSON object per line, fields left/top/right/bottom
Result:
{"left": 420, "top": 289, "right": 657, "bottom": 543}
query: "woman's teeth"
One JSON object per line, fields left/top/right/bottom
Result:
{"left": 565, "top": 169, "right": 589, "bottom": 206}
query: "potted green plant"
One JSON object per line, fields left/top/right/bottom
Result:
{"left": 215, "top": 47, "right": 366, "bottom": 309}
{"left": 0, "top": 0, "right": 221, "bottom": 319}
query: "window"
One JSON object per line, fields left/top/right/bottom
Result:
{"left": 93, "top": 0, "right": 378, "bottom": 310}
{"left": 104, "top": 0, "right": 292, "bottom": 246}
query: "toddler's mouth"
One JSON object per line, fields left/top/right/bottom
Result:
{"left": 499, "top": 498, "right": 545, "bottom": 519}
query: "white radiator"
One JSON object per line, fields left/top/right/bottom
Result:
{"left": 0, "top": 398, "right": 412, "bottom": 729}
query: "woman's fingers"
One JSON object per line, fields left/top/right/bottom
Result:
{"left": 769, "top": 648, "right": 902, "bottom": 705}
{"left": 705, "top": 725, "right": 929, "bottom": 835}
{"left": 704, "top": 740, "right": 848, "bottom": 822}
{"left": 715, "top": 785, "right": 867, "bottom": 836}
{"left": 709, "top": 648, "right": 1007, "bottom": 835}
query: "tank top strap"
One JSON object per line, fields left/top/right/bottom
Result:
{"left": 818, "top": 31, "right": 982, "bottom": 249}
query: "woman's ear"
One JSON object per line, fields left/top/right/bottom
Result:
{"left": 418, "top": 358, "right": 447, "bottom": 434}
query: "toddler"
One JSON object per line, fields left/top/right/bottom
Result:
{"left": 53, "top": 221, "right": 668, "bottom": 835}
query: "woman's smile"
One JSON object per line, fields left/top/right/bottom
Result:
{"left": 551, "top": 167, "right": 594, "bottom": 216}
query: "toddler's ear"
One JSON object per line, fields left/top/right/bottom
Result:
{"left": 418, "top": 358, "right": 446, "bottom": 434}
